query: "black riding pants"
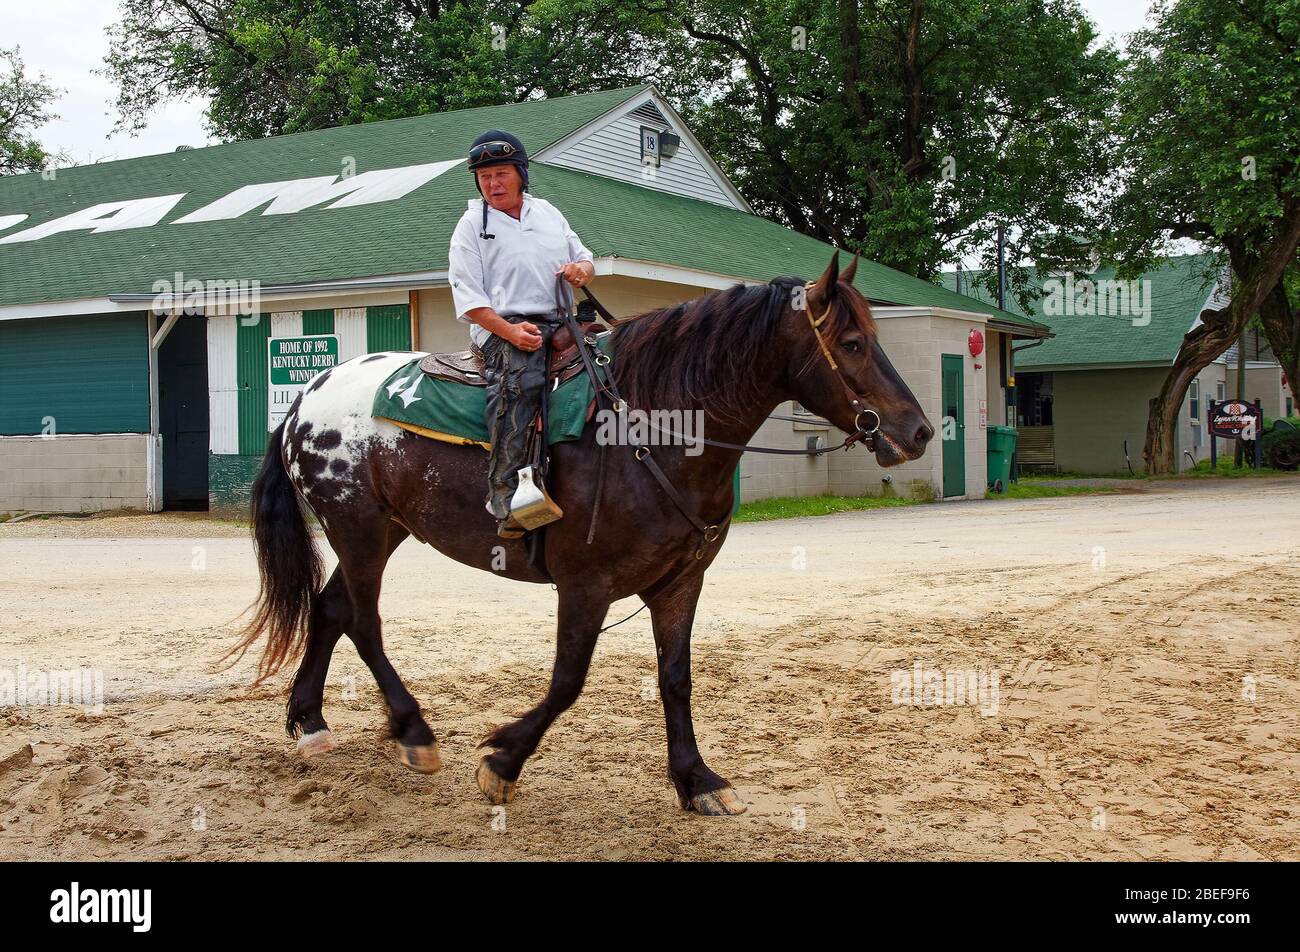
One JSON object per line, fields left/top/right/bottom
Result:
{"left": 481, "top": 314, "right": 561, "bottom": 519}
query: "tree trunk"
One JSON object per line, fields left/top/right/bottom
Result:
{"left": 1256, "top": 281, "right": 1298, "bottom": 420}
{"left": 1144, "top": 308, "right": 1240, "bottom": 473}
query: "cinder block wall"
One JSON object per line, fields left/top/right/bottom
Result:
{"left": 0, "top": 434, "right": 148, "bottom": 512}
{"left": 826, "top": 314, "right": 990, "bottom": 500}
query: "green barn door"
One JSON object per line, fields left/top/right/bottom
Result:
{"left": 941, "top": 354, "right": 966, "bottom": 497}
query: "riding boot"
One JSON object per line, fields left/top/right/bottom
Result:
{"left": 483, "top": 317, "right": 556, "bottom": 536}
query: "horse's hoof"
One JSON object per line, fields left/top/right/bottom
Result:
{"left": 396, "top": 741, "right": 442, "bottom": 774}
{"left": 296, "top": 729, "right": 337, "bottom": 759}
{"left": 475, "top": 759, "right": 518, "bottom": 805}
{"left": 688, "top": 787, "right": 747, "bottom": 816}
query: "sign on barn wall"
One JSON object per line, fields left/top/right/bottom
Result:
{"left": 268, "top": 335, "right": 339, "bottom": 431}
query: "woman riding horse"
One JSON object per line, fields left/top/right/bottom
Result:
{"left": 229, "top": 250, "right": 934, "bottom": 816}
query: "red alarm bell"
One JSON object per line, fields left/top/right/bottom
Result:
{"left": 968, "top": 328, "right": 984, "bottom": 358}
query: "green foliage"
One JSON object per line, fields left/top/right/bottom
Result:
{"left": 102, "top": 0, "right": 676, "bottom": 140}
{"left": 0, "top": 47, "right": 64, "bottom": 176}
{"left": 1261, "top": 426, "right": 1300, "bottom": 470}
{"left": 1103, "top": 0, "right": 1300, "bottom": 273}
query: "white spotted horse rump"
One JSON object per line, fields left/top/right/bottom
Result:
{"left": 281, "top": 352, "right": 421, "bottom": 503}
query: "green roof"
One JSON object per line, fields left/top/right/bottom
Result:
{"left": 940, "top": 254, "right": 1222, "bottom": 368}
{"left": 0, "top": 83, "right": 1039, "bottom": 330}
{"left": 0, "top": 85, "right": 647, "bottom": 308}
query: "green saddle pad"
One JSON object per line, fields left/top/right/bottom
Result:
{"left": 372, "top": 336, "right": 611, "bottom": 447}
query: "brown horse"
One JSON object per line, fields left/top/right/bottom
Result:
{"left": 230, "top": 251, "right": 933, "bottom": 815}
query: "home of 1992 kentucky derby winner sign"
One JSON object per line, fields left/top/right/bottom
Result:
{"left": 268, "top": 335, "right": 339, "bottom": 431}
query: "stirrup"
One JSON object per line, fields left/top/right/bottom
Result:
{"left": 509, "top": 465, "right": 563, "bottom": 530}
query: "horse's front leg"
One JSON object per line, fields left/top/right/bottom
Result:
{"left": 646, "top": 570, "right": 746, "bottom": 816}
{"left": 475, "top": 586, "right": 610, "bottom": 804}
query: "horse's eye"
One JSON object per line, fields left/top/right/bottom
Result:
{"left": 840, "top": 339, "right": 863, "bottom": 354}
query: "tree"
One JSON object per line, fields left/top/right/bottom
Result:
{"left": 101, "top": 0, "right": 680, "bottom": 141}
{"left": 1103, "top": 0, "right": 1300, "bottom": 473}
{"left": 652, "top": 0, "right": 1119, "bottom": 288}
{"left": 0, "top": 46, "right": 64, "bottom": 176}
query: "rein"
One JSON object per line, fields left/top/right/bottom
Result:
{"left": 558, "top": 279, "right": 886, "bottom": 554}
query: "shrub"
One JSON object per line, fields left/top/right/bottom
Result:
{"left": 1261, "top": 427, "right": 1300, "bottom": 470}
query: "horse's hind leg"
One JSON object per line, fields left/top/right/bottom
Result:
{"left": 286, "top": 568, "right": 350, "bottom": 757}
{"left": 475, "top": 587, "right": 610, "bottom": 804}
{"left": 332, "top": 519, "right": 441, "bottom": 773}
{"left": 287, "top": 523, "right": 409, "bottom": 758}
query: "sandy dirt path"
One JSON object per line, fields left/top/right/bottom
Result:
{"left": 1, "top": 479, "right": 1297, "bottom": 861}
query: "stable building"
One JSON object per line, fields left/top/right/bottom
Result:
{"left": 0, "top": 84, "right": 1045, "bottom": 514}
{"left": 943, "top": 254, "right": 1293, "bottom": 473}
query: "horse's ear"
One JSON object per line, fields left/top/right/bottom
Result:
{"left": 816, "top": 251, "right": 840, "bottom": 293}
{"left": 841, "top": 252, "right": 859, "bottom": 287}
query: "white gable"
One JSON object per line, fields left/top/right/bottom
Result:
{"left": 535, "top": 90, "right": 751, "bottom": 212}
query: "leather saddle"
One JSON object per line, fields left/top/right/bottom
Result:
{"left": 419, "top": 310, "right": 604, "bottom": 388}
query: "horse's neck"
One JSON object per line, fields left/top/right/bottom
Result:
{"left": 662, "top": 382, "right": 788, "bottom": 487}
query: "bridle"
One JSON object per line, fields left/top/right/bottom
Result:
{"left": 799, "top": 279, "right": 882, "bottom": 454}
{"left": 561, "top": 278, "right": 889, "bottom": 556}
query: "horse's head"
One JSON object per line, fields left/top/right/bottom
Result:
{"left": 785, "top": 252, "right": 934, "bottom": 466}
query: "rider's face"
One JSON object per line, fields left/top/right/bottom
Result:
{"left": 476, "top": 165, "right": 524, "bottom": 211}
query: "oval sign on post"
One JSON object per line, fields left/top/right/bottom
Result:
{"left": 1208, "top": 400, "right": 1260, "bottom": 440}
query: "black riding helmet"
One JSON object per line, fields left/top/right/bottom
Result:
{"left": 467, "top": 129, "right": 529, "bottom": 193}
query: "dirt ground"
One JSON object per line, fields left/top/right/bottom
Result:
{"left": 1, "top": 478, "right": 1297, "bottom": 861}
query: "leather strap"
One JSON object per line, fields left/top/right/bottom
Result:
{"left": 634, "top": 445, "right": 722, "bottom": 557}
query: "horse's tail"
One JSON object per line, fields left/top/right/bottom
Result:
{"left": 222, "top": 421, "right": 323, "bottom": 683}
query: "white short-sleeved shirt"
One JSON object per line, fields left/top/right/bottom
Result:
{"left": 447, "top": 193, "right": 594, "bottom": 348}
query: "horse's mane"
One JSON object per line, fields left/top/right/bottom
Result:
{"left": 609, "top": 275, "right": 874, "bottom": 422}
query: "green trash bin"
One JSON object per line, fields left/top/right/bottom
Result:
{"left": 987, "top": 425, "right": 1017, "bottom": 493}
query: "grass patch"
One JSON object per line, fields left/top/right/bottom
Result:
{"left": 988, "top": 481, "right": 1123, "bottom": 500}
{"left": 734, "top": 492, "right": 923, "bottom": 522}
{"left": 1016, "top": 469, "right": 1141, "bottom": 480}
{"left": 1168, "top": 458, "right": 1298, "bottom": 479}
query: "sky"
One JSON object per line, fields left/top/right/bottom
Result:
{"left": 7, "top": 0, "right": 1156, "bottom": 165}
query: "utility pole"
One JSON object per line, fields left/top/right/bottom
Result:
{"left": 1234, "top": 326, "right": 1247, "bottom": 467}
{"left": 997, "top": 222, "right": 1007, "bottom": 312}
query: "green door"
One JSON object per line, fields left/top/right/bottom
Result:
{"left": 941, "top": 354, "right": 966, "bottom": 497}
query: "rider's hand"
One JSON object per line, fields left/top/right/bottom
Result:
{"left": 510, "top": 322, "right": 544, "bottom": 352}
{"left": 556, "top": 261, "right": 593, "bottom": 288}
